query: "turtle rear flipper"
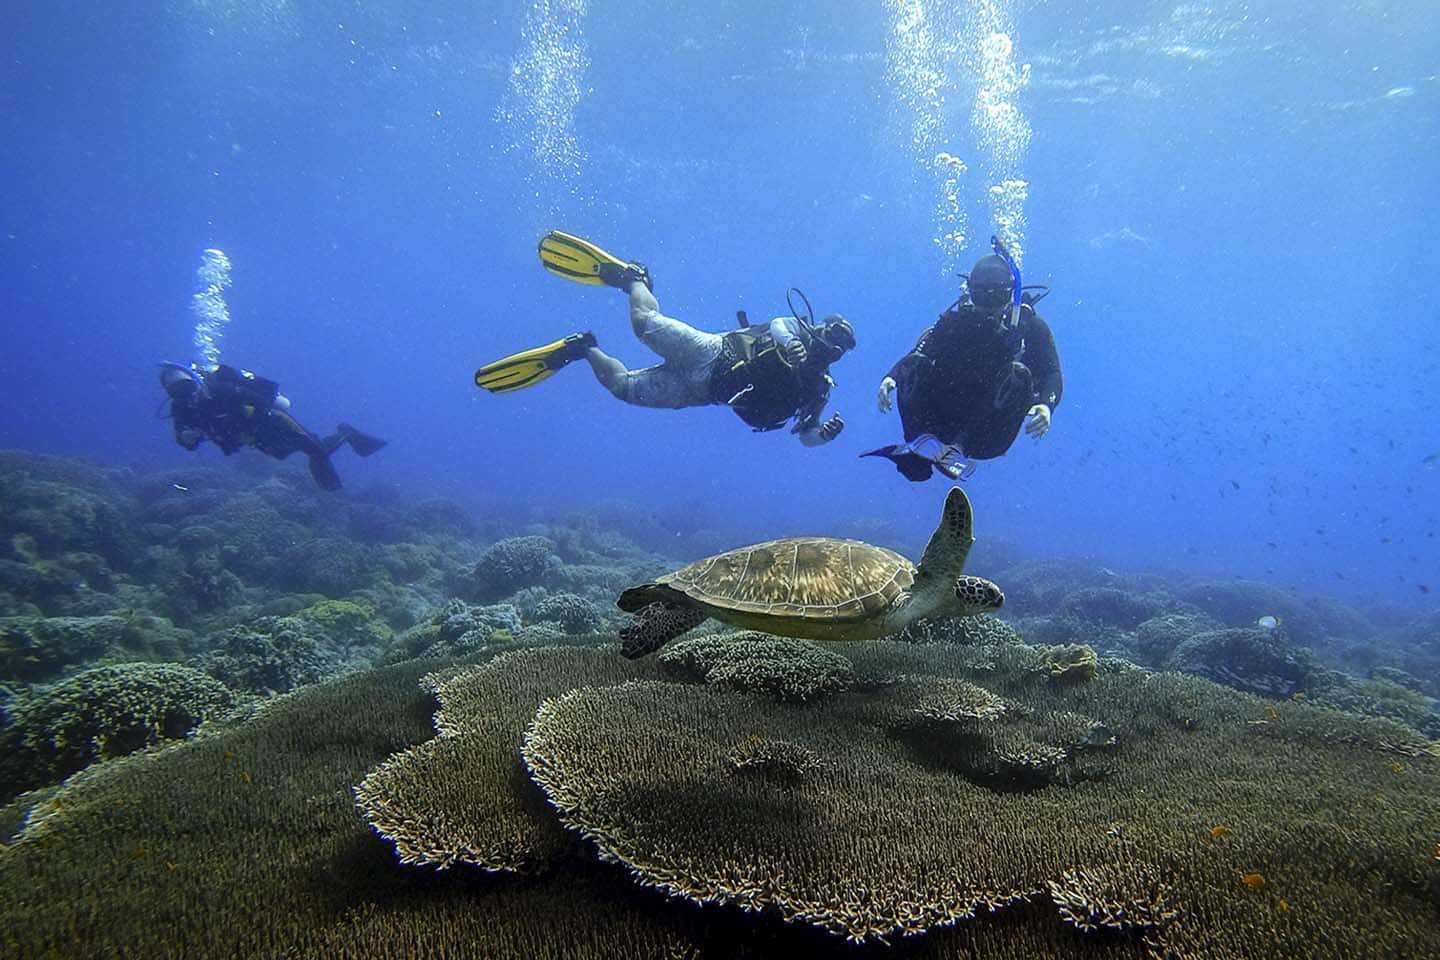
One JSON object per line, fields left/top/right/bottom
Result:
{"left": 620, "top": 603, "right": 706, "bottom": 659}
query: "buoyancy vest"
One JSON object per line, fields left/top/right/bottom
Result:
{"left": 709, "top": 321, "right": 818, "bottom": 432}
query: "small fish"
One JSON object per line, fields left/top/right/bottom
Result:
{"left": 172, "top": 482, "right": 189, "bottom": 492}
{"left": 1265, "top": 706, "right": 1280, "bottom": 720}
{"left": 1257, "top": 615, "right": 1281, "bottom": 630}
{"left": 1390, "top": 761, "right": 1405, "bottom": 775}
{"left": 1230, "top": 480, "right": 1240, "bottom": 490}
{"left": 1420, "top": 584, "right": 1431, "bottom": 594}
{"left": 1276, "top": 898, "right": 1290, "bottom": 914}
{"left": 1423, "top": 452, "right": 1439, "bottom": 465}
{"left": 1241, "top": 872, "right": 1266, "bottom": 890}
{"left": 1290, "top": 692, "right": 1307, "bottom": 702}
{"left": 1433, "top": 842, "right": 1440, "bottom": 861}
{"left": 1210, "top": 825, "right": 1231, "bottom": 839}
{"left": 239, "top": 770, "right": 253, "bottom": 785}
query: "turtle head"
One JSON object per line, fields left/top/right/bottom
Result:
{"left": 953, "top": 575, "right": 1004, "bottom": 615}
{"left": 911, "top": 488, "right": 1004, "bottom": 619}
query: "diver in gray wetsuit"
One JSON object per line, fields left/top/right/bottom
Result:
{"left": 581, "top": 266, "right": 854, "bottom": 446}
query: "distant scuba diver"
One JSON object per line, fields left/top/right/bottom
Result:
{"left": 864, "top": 236, "right": 1063, "bottom": 482}
{"left": 474, "top": 231, "right": 855, "bottom": 447}
{"left": 158, "top": 362, "right": 386, "bottom": 491}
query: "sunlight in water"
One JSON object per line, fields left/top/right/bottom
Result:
{"left": 972, "top": 14, "right": 1032, "bottom": 264}
{"left": 885, "top": 0, "right": 1031, "bottom": 273}
{"left": 498, "top": 0, "right": 590, "bottom": 219}
{"left": 190, "top": 247, "right": 232, "bottom": 368}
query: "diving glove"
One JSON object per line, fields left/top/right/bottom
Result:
{"left": 596, "top": 261, "right": 654, "bottom": 293}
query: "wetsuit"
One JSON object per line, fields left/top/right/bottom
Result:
{"left": 885, "top": 300, "right": 1062, "bottom": 477}
{"left": 590, "top": 280, "right": 844, "bottom": 445}
{"left": 168, "top": 364, "right": 384, "bottom": 490}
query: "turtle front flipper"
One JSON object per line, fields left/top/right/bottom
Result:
{"left": 620, "top": 602, "right": 707, "bottom": 659}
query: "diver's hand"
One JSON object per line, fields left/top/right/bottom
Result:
{"left": 877, "top": 376, "right": 896, "bottom": 413}
{"left": 818, "top": 413, "right": 845, "bottom": 442}
{"left": 784, "top": 339, "right": 807, "bottom": 366}
{"left": 1025, "top": 404, "right": 1051, "bottom": 439}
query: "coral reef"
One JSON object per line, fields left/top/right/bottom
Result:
{"left": 0, "top": 657, "right": 716, "bottom": 958}
{"left": 0, "top": 662, "right": 233, "bottom": 801}
{"left": 198, "top": 599, "right": 390, "bottom": 696}
{"left": 519, "top": 639, "right": 1440, "bottom": 948}
{"left": 1042, "top": 643, "right": 1099, "bottom": 684}
{"left": 895, "top": 613, "right": 1024, "bottom": 646}
{"left": 276, "top": 537, "right": 379, "bottom": 597}
{"left": 471, "top": 536, "right": 557, "bottom": 602}
{"left": 1131, "top": 613, "right": 1222, "bottom": 666}
{"left": 1047, "top": 861, "right": 1180, "bottom": 935}
{"left": 992, "top": 558, "right": 1136, "bottom": 616}
{"left": 657, "top": 632, "right": 855, "bottom": 702}
{"left": 1177, "top": 579, "right": 1329, "bottom": 648}
{"left": 379, "top": 598, "right": 525, "bottom": 664}
{"left": 0, "top": 448, "right": 1437, "bottom": 958}
{"left": 0, "top": 614, "right": 144, "bottom": 683}
{"left": 530, "top": 592, "right": 603, "bottom": 634}
{"left": 728, "top": 735, "right": 827, "bottom": 783}
{"left": 1057, "top": 587, "right": 1172, "bottom": 630}
{"left": 355, "top": 647, "right": 656, "bottom": 873}
{"left": 1165, "top": 627, "right": 1315, "bottom": 698}
{"left": 1309, "top": 671, "right": 1440, "bottom": 738}
{"left": 200, "top": 617, "right": 335, "bottom": 695}
{"left": 0, "top": 640, "right": 1437, "bottom": 957}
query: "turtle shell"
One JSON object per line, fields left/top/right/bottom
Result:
{"left": 657, "top": 538, "right": 914, "bottom": 623}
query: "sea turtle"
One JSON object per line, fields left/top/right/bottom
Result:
{"left": 616, "top": 487, "right": 1004, "bottom": 658}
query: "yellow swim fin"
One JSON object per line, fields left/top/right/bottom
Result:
{"left": 537, "top": 231, "right": 628, "bottom": 285}
{"left": 474, "top": 332, "right": 597, "bottom": 394}
{"left": 537, "top": 231, "right": 651, "bottom": 291}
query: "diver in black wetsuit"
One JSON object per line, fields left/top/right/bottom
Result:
{"left": 864, "top": 238, "right": 1063, "bottom": 482}
{"left": 158, "top": 362, "right": 385, "bottom": 491}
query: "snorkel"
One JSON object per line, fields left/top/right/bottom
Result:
{"left": 990, "top": 235, "right": 1023, "bottom": 331}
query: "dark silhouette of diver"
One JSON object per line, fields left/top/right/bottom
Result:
{"left": 158, "top": 362, "right": 385, "bottom": 491}
{"left": 865, "top": 237, "right": 1063, "bottom": 481}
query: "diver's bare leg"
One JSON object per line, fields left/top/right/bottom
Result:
{"left": 625, "top": 281, "right": 663, "bottom": 339}
{"left": 584, "top": 346, "right": 631, "bottom": 400}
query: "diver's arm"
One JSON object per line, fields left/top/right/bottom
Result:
{"left": 795, "top": 414, "right": 844, "bottom": 446}
{"left": 882, "top": 335, "right": 933, "bottom": 411}
{"left": 791, "top": 379, "right": 843, "bottom": 446}
{"left": 1023, "top": 313, "right": 1063, "bottom": 410}
{"left": 172, "top": 417, "right": 204, "bottom": 450}
{"left": 769, "top": 317, "right": 807, "bottom": 365}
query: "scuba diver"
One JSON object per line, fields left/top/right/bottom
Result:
{"left": 864, "top": 236, "right": 1063, "bottom": 482}
{"left": 158, "top": 362, "right": 386, "bottom": 491}
{"left": 475, "top": 231, "right": 854, "bottom": 447}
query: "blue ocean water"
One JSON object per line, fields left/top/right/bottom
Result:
{"left": 1, "top": 0, "right": 1436, "bottom": 609}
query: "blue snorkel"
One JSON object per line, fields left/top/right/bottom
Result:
{"left": 990, "top": 235, "right": 1023, "bottom": 330}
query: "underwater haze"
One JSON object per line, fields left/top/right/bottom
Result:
{"left": 6, "top": 3, "right": 1440, "bottom": 958}
{"left": 3, "top": 1, "right": 1438, "bottom": 604}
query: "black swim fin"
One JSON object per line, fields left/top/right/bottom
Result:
{"left": 861, "top": 445, "right": 934, "bottom": 483}
{"left": 308, "top": 453, "right": 342, "bottom": 491}
{"left": 335, "top": 423, "right": 386, "bottom": 457}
